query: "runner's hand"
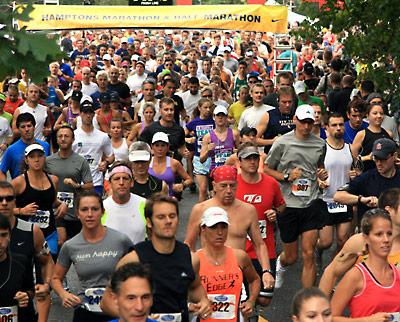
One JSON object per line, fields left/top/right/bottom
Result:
{"left": 61, "top": 291, "right": 82, "bottom": 309}
{"left": 361, "top": 196, "right": 378, "bottom": 208}
{"left": 98, "top": 161, "right": 108, "bottom": 172}
{"left": 262, "top": 272, "right": 275, "bottom": 290}
{"left": 364, "top": 312, "right": 392, "bottom": 322}
{"left": 239, "top": 301, "right": 254, "bottom": 317}
{"left": 21, "top": 202, "right": 38, "bottom": 216}
{"left": 35, "top": 283, "right": 50, "bottom": 301}
{"left": 317, "top": 168, "right": 328, "bottom": 181}
{"left": 64, "top": 178, "right": 80, "bottom": 189}
{"left": 173, "top": 183, "right": 184, "bottom": 193}
{"left": 192, "top": 298, "right": 212, "bottom": 319}
{"left": 288, "top": 167, "right": 302, "bottom": 181}
{"left": 14, "top": 291, "right": 29, "bottom": 307}
{"left": 264, "top": 209, "right": 276, "bottom": 222}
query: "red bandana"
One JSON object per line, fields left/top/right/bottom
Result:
{"left": 211, "top": 165, "right": 237, "bottom": 183}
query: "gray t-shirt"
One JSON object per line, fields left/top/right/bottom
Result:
{"left": 46, "top": 152, "right": 92, "bottom": 220}
{"left": 266, "top": 130, "right": 326, "bottom": 208}
{"left": 57, "top": 228, "right": 133, "bottom": 300}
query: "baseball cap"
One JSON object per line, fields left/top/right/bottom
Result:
{"left": 200, "top": 44, "right": 208, "bottom": 51}
{"left": 303, "top": 62, "right": 314, "bottom": 75}
{"left": 120, "top": 37, "right": 128, "bottom": 43}
{"left": 204, "top": 37, "right": 212, "bottom": 44}
{"left": 240, "top": 127, "right": 257, "bottom": 137}
{"left": 213, "top": 105, "right": 228, "bottom": 116}
{"left": 121, "top": 60, "right": 130, "bottom": 67}
{"left": 245, "top": 51, "right": 254, "bottom": 57}
{"left": 129, "top": 150, "right": 151, "bottom": 162}
{"left": 152, "top": 132, "right": 169, "bottom": 144}
{"left": 103, "top": 53, "right": 112, "bottom": 61}
{"left": 294, "top": 81, "right": 307, "bottom": 95}
{"left": 247, "top": 72, "right": 262, "bottom": 82}
{"left": 366, "top": 92, "right": 383, "bottom": 104}
{"left": 99, "top": 92, "right": 111, "bottom": 103}
{"left": 295, "top": 104, "right": 315, "bottom": 121}
{"left": 71, "top": 90, "right": 83, "bottom": 102}
{"left": 25, "top": 143, "right": 45, "bottom": 156}
{"left": 131, "top": 54, "right": 139, "bottom": 62}
{"left": 80, "top": 95, "right": 93, "bottom": 105}
{"left": 0, "top": 93, "right": 5, "bottom": 102}
{"left": 200, "top": 207, "right": 230, "bottom": 227}
{"left": 80, "top": 100, "right": 95, "bottom": 113}
{"left": 110, "top": 92, "right": 120, "bottom": 102}
{"left": 136, "top": 60, "right": 146, "bottom": 67}
{"left": 372, "top": 138, "right": 397, "bottom": 160}
{"left": 165, "top": 39, "right": 173, "bottom": 46}
{"left": 237, "top": 145, "right": 260, "bottom": 159}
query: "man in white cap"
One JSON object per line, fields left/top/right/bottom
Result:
{"left": 102, "top": 162, "right": 147, "bottom": 245}
{"left": 265, "top": 104, "right": 327, "bottom": 289}
{"left": 196, "top": 206, "right": 261, "bottom": 322}
{"left": 294, "top": 81, "right": 325, "bottom": 113}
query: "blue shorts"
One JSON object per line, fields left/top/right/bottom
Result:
{"left": 193, "top": 155, "right": 211, "bottom": 176}
{"left": 45, "top": 230, "right": 58, "bottom": 255}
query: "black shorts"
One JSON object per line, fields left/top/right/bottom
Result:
{"left": 322, "top": 201, "right": 353, "bottom": 226}
{"left": 277, "top": 199, "right": 325, "bottom": 243}
{"left": 56, "top": 218, "right": 82, "bottom": 240}
{"left": 251, "top": 258, "right": 276, "bottom": 298}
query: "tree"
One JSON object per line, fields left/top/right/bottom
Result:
{"left": 296, "top": 0, "right": 400, "bottom": 110}
{"left": 0, "top": 1, "right": 63, "bottom": 83}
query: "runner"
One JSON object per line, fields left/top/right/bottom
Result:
{"left": 331, "top": 209, "right": 400, "bottom": 321}
{"left": 46, "top": 125, "right": 93, "bottom": 243}
{"left": 128, "top": 142, "right": 168, "bottom": 198}
{"left": 72, "top": 100, "right": 114, "bottom": 196}
{"left": 197, "top": 206, "right": 261, "bottom": 322}
{"left": 235, "top": 143, "right": 286, "bottom": 307}
{"left": 101, "top": 193, "right": 211, "bottom": 322}
{"left": 291, "top": 288, "right": 332, "bottom": 322}
{"left": 108, "top": 263, "right": 156, "bottom": 322}
{"left": 102, "top": 162, "right": 147, "bottom": 244}
{"left": 51, "top": 190, "right": 133, "bottom": 322}
{"left": 265, "top": 104, "right": 327, "bottom": 288}
{"left": 185, "top": 165, "right": 275, "bottom": 291}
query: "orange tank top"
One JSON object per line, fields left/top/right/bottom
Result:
{"left": 198, "top": 247, "right": 243, "bottom": 322}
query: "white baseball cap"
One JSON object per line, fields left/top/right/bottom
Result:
{"left": 201, "top": 207, "right": 230, "bottom": 227}
{"left": 129, "top": 150, "right": 151, "bottom": 162}
{"left": 294, "top": 81, "right": 307, "bottom": 95}
{"left": 295, "top": 104, "right": 315, "bottom": 121}
{"left": 152, "top": 132, "right": 169, "bottom": 144}
{"left": 213, "top": 105, "right": 228, "bottom": 116}
{"left": 103, "top": 54, "right": 112, "bottom": 61}
{"left": 25, "top": 143, "right": 45, "bottom": 156}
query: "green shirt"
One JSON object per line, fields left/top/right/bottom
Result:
{"left": 298, "top": 95, "right": 326, "bottom": 113}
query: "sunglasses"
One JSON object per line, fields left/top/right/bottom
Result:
{"left": 0, "top": 195, "right": 15, "bottom": 202}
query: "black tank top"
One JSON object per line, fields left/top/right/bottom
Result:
{"left": 131, "top": 175, "right": 163, "bottom": 199}
{"left": 10, "top": 218, "right": 35, "bottom": 262}
{"left": 361, "top": 128, "right": 391, "bottom": 171}
{"left": 16, "top": 172, "right": 56, "bottom": 237}
{"left": 135, "top": 240, "right": 195, "bottom": 322}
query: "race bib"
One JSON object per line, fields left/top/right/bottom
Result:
{"left": 258, "top": 220, "right": 267, "bottom": 239}
{"left": 83, "top": 154, "right": 95, "bottom": 165}
{"left": 0, "top": 306, "right": 18, "bottom": 322}
{"left": 215, "top": 149, "right": 231, "bottom": 166}
{"left": 291, "top": 179, "right": 311, "bottom": 197}
{"left": 84, "top": 287, "right": 105, "bottom": 313}
{"left": 327, "top": 202, "right": 348, "bottom": 214}
{"left": 391, "top": 313, "right": 400, "bottom": 322}
{"left": 29, "top": 210, "right": 50, "bottom": 229}
{"left": 57, "top": 192, "right": 74, "bottom": 208}
{"left": 154, "top": 313, "right": 182, "bottom": 322}
{"left": 209, "top": 294, "right": 236, "bottom": 320}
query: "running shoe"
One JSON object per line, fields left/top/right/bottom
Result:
{"left": 274, "top": 254, "right": 286, "bottom": 289}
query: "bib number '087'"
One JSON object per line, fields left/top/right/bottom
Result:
{"left": 291, "top": 179, "right": 311, "bottom": 197}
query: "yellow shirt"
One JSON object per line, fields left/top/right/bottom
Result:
{"left": 228, "top": 102, "right": 247, "bottom": 129}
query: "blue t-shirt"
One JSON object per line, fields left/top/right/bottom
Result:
{"left": 186, "top": 117, "right": 215, "bottom": 156}
{"left": 0, "top": 139, "right": 50, "bottom": 178}
{"left": 344, "top": 121, "right": 368, "bottom": 144}
{"left": 320, "top": 127, "right": 327, "bottom": 140}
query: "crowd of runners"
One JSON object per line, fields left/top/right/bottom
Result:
{"left": 0, "top": 26, "right": 400, "bottom": 322}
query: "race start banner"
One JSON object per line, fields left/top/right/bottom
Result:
{"left": 17, "top": 5, "right": 288, "bottom": 33}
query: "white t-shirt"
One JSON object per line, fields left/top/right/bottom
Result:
{"left": 82, "top": 82, "right": 99, "bottom": 96}
{"left": 145, "top": 59, "right": 157, "bottom": 72}
{"left": 127, "top": 73, "right": 148, "bottom": 93}
{"left": 181, "top": 91, "right": 201, "bottom": 117}
{"left": 18, "top": 103, "right": 48, "bottom": 141}
{"left": 238, "top": 104, "right": 275, "bottom": 130}
{"left": 103, "top": 193, "right": 147, "bottom": 244}
{"left": 112, "top": 138, "right": 129, "bottom": 162}
{"left": 72, "top": 127, "right": 113, "bottom": 186}
{"left": 0, "top": 117, "right": 12, "bottom": 162}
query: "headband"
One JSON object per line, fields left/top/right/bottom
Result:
{"left": 109, "top": 165, "right": 133, "bottom": 179}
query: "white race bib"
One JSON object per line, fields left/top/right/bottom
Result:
{"left": 155, "top": 313, "right": 182, "bottom": 322}
{"left": 391, "top": 313, "right": 400, "bottom": 322}
{"left": 29, "top": 210, "right": 50, "bottom": 229}
{"left": 84, "top": 287, "right": 105, "bottom": 313}
{"left": 291, "top": 179, "right": 311, "bottom": 197}
{"left": 0, "top": 306, "right": 18, "bottom": 322}
{"left": 259, "top": 220, "right": 267, "bottom": 239}
{"left": 327, "top": 202, "right": 348, "bottom": 214}
{"left": 209, "top": 294, "right": 236, "bottom": 320}
{"left": 57, "top": 192, "right": 74, "bottom": 208}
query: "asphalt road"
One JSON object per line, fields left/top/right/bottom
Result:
{"left": 49, "top": 189, "right": 334, "bottom": 322}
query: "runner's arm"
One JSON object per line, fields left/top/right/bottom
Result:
{"left": 199, "top": 133, "right": 211, "bottom": 163}
{"left": 237, "top": 249, "right": 261, "bottom": 306}
{"left": 34, "top": 225, "right": 54, "bottom": 286}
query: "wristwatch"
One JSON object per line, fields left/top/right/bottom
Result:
{"left": 283, "top": 173, "right": 289, "bottom": 182}
{"left": 262, "top": 269, "right": 274, "bottom": 276}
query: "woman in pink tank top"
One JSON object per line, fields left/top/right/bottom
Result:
{"left": 331, "top": 209, "right": 400, "bottom": 321}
